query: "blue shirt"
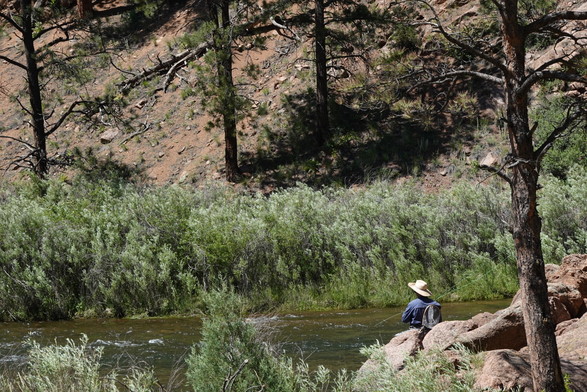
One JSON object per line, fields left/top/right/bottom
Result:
{"left": 401, "top": 297, "right": 441, "bottom": 328}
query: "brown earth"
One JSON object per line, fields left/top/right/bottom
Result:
{"left": 0, "top": 0, "right": 578, "bottom": 191}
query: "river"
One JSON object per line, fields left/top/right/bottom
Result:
{"left": 0, "top": 299, "right": 511, "bottom": 386}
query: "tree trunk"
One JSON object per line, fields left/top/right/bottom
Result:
{"left": 502, "top": 1, "right": 564, "bottom": 390}
{"left": 210, "top": 0, "right": 240, "bottom": 182}
{"left": 77, "top": 0, "right": 93, "bottom": 18}
{"left": 21, "top": 0, "right": 48, "bottom": 177}
{"left": 314, "top": 0, "right": 329, "bottom": 145}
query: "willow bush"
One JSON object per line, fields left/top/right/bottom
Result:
{"left": 0, "top": 168, "right": 586, "bottom": 320}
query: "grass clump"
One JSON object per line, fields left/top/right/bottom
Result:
{"left": 354, "top": 343, "right": 479, "bottom": 392}
{"left": 0, "top": 335, "right": 156, "bottom": 392}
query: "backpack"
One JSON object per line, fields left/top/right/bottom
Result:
{"left": 421, "top": 304, "right": 442, "bottom": 329}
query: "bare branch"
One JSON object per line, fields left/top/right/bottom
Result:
{"left": 409, "top": 70, "right": 504, "bottom": 91}
{"left": 45, "top": 100, "right": 91, "bottom": 137}
{"left": 120, "top": 120, "right": 151, "bottom": 145}
{"left": 479, "top": 161, "right": 513, "bottom": 186}
{"left": 110, "top": 57, "right": 136, "bottom": 77}
{"left": 525, "top": 11, "right": 587, "bottom": 35}
{"left": 34, "top": 20, "right": 75, "bottom": 40}
{"left": 14, "top": 96, "right": 32, "bottom": 117}
{"left": 118, "top": 42, "right": 210, "bottom": 94}
{"left": 270, "top": 16, "right": 301, "bottom": 41}
{"left": 0, "top": 12, "right": 24, "bottom": 34}
{"left": 0, "top": 135, "right": 35, "bottom": 151}
{"left": 414, "top": 0, "right": 507, "bottom": 74}
{"left": 518, "top": 71, "right": 587, "bottom": 97}
{"left": 534, "top": 105, "right": 585, "bottom": 162}
{"left": 0, "top": 55, "right": 27, "bottom": 71}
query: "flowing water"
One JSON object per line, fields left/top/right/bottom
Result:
{"left": 0, "top": 299, "right": 511, "bottom": 385}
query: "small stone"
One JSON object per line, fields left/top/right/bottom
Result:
{"left": 479, "top": 152, "right": 499, "bottom": 167}
{"left": 99, "top": 130, "right": 119, "bottom": 144}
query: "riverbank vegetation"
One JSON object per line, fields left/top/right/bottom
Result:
{"left": 0, "top": 290, "right": 499, "bottom": 392}
{"left": 3, "top": 290, "right": 581, "bottom": 391}
{"left": 1, "top": 166, "right": 586, "bottom": 322}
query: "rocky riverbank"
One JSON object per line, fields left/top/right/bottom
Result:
{"left": 358, "top": 254, "right": 587, "bottom": 391}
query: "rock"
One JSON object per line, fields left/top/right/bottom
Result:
{"left": 549, "top": 294, "right": 572, "bottom": 324}
{"left": 479, "top": 152, "right": 499, "bottom": 167}
{"left": 514, "top": 255, "right": 587, "bottom": 318}
{"left": 359, "top": 329, "right": 424, "bottom": 373}
{"left": 99, "top": 130, "right": 119, "bottom": 144}
{"left": 454, "top": 305, "right": 526, "bottom": 351}
{"left": 474, "top": 349, "right": 533, "bottom": 391}
{"left": 475, "top": 347, "right": 587, "bottom": 392}
{"left": 548, "top": 283, "right": 584, "bottom": 319}
{"left": 556, "top": 313, "right": 587, "bottom": 361}
{"left": 423, "top": 320, "right": 478, "bottom": 350}
{"left": 548, "top": 254, "right": 587, "bottom": 299}
{"left": 423, "top": 312, "right": 498, "bottom": 350}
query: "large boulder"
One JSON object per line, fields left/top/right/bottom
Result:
{"left": 474, "top": 349, "right": 533, "bottom": 391}
{"left": 453, "top": 304, "right": 526, "bottom": 351}
{"left": 474, "top": 349, "right": 587, "bottom": 392}
{"left": 556, "top": 313, "right": 587, "bottom": 361}
{"left": 422, "top": 311, "right": 495, "bottom": 350}
{"left": 547, "top": 254, "right": 587, "bottom": 300}
{"left": 358, "top": 329, "right": 424, "bottom": 374}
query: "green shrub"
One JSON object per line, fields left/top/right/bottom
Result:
{"left": 185, "top": 289, "right": 297, "bottom": 392}
{"left": 354, "top": 343, "right": 479, "bottom": 392}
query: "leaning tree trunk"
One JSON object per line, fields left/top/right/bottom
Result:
{"left": 502, "top": 1, "right": 564, "bottom": 390}
{"left": 314, "top": 0, "right": 329, "bottom": 146}
{"left": 212, "top": 0, "right": 240, "bottom": 182}
{"left": 21, "top": 0, "right": 48, "bottom": 177}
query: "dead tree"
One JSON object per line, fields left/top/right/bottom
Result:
{"left": 413, "top": 1, "right": 587, "bottom": 391}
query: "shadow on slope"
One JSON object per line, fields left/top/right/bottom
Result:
{"left": 240, "top": 89, "right": 473, "bottom": 188}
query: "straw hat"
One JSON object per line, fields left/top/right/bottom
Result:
{"left": 408, "top": 280, "right": 432, "bottom": 297}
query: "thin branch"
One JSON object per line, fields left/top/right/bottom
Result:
{"left": 479, "top": 161, "right": 513, "bottom": 186}
{"left": 270, "top": 16, "right": 301, "bottom": 41}
{"left": 109, "top": 57, "right": 136, "bottom": 77}
{"left": 409, "top": 70, "right": 504, "bottom": 91}
{"left": 117, "top": 45, "right": 206, "bottom": 94}
{"left": 222, "top": 359, "right": 249, "bottom": 392}
{"left": 34, "top": 20, "right": 75, "bottom": 40}
{"left": 14, "top": 96, "right": 32, "bottom": 117}
{"left": 120, "top": 121, "right": 151, "bottom": 145}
